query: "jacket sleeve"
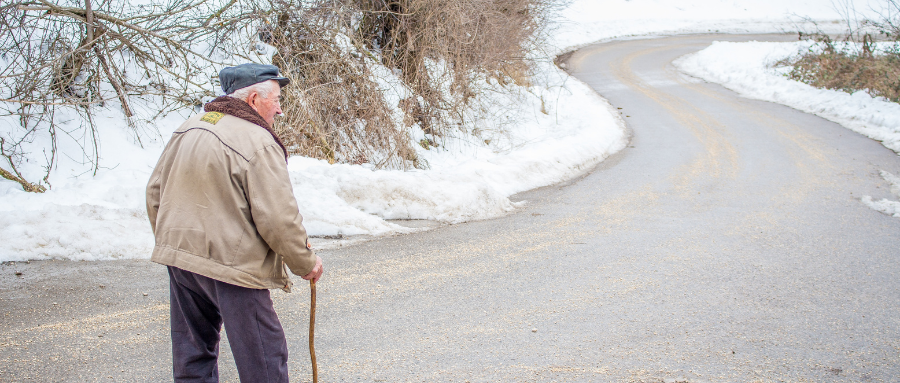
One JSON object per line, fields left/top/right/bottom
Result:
{"left": 146, "top": 158, "right": 163, "bottom": 236}
{"left": 246, "top": 144, "right": 317, "bottom": 276}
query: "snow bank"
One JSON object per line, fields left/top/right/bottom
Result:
{"left": 291, "top": 74, "right": 625, "bottom": 233}
{"left": 673, "top": 41, "right": 900, "bottom": 154}
{"left": 0, "top": 60, "right": 625, "bottom": 262}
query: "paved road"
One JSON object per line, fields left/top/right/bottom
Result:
{"left": 2, "top": 34, "right": 899, "bottom": 382}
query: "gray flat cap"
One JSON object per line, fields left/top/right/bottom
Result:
{"left": 219, "top": 63, "right": 290, "bottom": 95}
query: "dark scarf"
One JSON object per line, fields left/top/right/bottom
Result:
{"left": 204, "top": 96, "right": 288, "bottom": 161}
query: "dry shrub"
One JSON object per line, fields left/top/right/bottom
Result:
{"left": 354, "top": 0, "right": 546, "bottom": 136}
{"left": 787, "top": 51, "right": 900, "bottom": 98}
{"left": 260, "top": 0, "right": 552, "bottom": 169}
{"left": 262, "top": 1, "right": 419, "bottom": 168}
{"left": 782, "top": 38, "right": 900, "bottom": 102}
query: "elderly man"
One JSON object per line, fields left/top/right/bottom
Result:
{"left": 146, "top": 63, "right": 323, "bottom": 383}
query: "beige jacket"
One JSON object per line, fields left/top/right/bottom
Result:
{"left": 146, "top": 111, "right": 315, "bottom": 291}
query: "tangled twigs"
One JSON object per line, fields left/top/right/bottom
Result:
{"left": 0, "top": 0, "right": 248, "bottom": 191}
{"left": 93, "top": 44, "right": 134, "bottom": 117}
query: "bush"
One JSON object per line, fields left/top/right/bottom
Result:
{"left": 782, "top": 34, "right": 900, "bottom": 102}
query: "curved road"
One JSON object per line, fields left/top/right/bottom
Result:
{"left": 2, "top": 34, "right": 899, "bottom": 382}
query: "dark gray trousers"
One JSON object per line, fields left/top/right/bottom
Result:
{"left": 168, "top": 266, "right": 290, "bottom": 383}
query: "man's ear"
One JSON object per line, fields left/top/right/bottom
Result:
{"left": 246, "top": 92, "right": 258, "bottom": 107}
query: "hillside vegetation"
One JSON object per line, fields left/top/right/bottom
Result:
{"left": 0, "top": 0, "right": 555, "bottom": 191}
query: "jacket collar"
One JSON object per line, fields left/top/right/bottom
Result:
{"left": 204, "top": 96, "right": 288, "bottom": 161}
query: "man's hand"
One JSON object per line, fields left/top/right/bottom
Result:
{"left": 302, "top": 256, "right": 323, "bottom": 283}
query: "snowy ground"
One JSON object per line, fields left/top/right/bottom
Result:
{"left": 551, "top": 0, "right": 875, "bottom": 52}
{"left": 674, "top": 40, "right": 900, "bottom": 217}
{"left": 0, "top": 0, "right": 883, "bottom": 262}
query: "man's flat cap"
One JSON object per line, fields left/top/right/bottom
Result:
{"left": 219, "top": 63, "right": 290, "bottom": 95}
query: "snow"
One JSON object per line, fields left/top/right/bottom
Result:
{"left": 290, "top": 77, "right": 625, "bottom": 235}
{"left": 861, "top": 170, "right": 900, "bottom": 217}
{"left": 0, "top": 0, "right": 888, "bottom": 262}
{"left": 551, "top": 0, "right": 875, "bottom": 52}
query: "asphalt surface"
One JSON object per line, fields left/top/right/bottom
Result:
{"left": 2, "top": 34, "right": 900, "bottom": 382}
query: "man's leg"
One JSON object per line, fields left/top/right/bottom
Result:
{"left": 216, "top": 282, "right": 290, "bottom": 383}
{"left": 168, "top": 266, "right": 223, "bottom": 383}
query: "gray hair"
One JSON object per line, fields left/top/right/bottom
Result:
{"left": 228, "top": 79, "right": 278, "bottom": 101}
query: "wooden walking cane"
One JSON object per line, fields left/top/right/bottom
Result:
{"left": 309, "top": 280, "right": 318, "bottom": 383}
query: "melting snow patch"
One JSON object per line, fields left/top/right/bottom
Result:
{"left": 861, "top": 170, "right": 900, "bottom": 218}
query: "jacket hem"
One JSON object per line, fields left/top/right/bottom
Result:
{"left": 151, "top": 245, "right": 289, "bottom": 291}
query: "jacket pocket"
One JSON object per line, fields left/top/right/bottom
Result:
{"left": 162, "top": 228, "right": 209, "bottom": 257}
